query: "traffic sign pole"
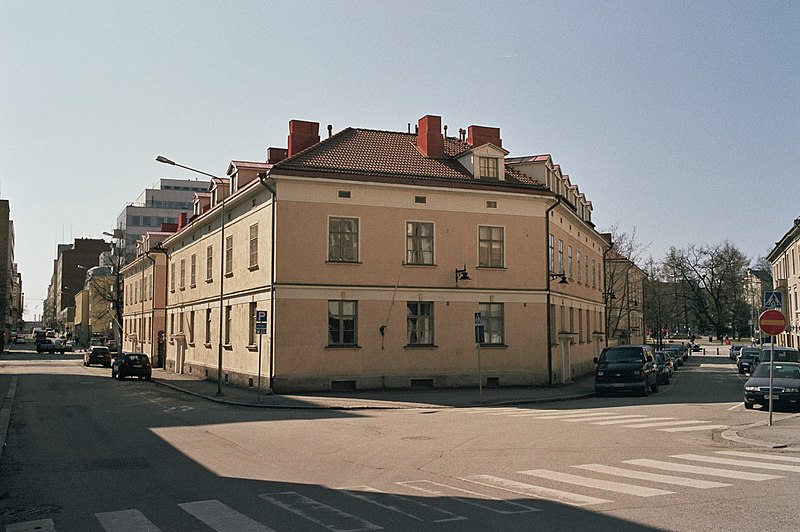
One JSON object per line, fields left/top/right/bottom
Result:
{"left": 758, "top": 309, "right": 786, "bottom": 426}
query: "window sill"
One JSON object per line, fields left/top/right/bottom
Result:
{"left": 188, "top": 342, "right": 195, "bottom": 347}
{"left": 248, "top": 265, "right": 259, "bottom": 271}
{"left": 404, "top": 263, "right": 437, "bottom": 267}
{"left": 325, "top": 345, "right": 362, "bottom": 350}
{"left": 190, "top": 284, "right": 196, "bottom": 289}
{"left": 224, "top": 272, "right": 234, "bottom": 278}
{"left": 479, "top": 343, "right": 508, "bottom": 348}
{"left": 326, "top": 260, "right": 362, "bottom": 265}
{"left": 204, "top": 342, "right": 212, "bottom": 348}
{"left": 404, "top": 344, "right": 438, "bottom": 349}
{"left": 205, "top": 278, "right": 213, "bottom": 284}
{"left": 223, "top": 343, "right": 233, "bottom": 350}
{"left": 476, "top": 266, "right": 506, "bottom": 271}
{"left": 246, "top": 344, "right": 258, "bottom": 351}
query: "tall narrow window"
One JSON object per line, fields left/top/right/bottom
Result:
{"left": 407, "top": 302, "right": 433, "bottom": 345}
{"left": 548, "top": 234, "right": 555, "bottom": 273}
{"left": 190, "top": 253, "right": 196, "bottom": 287}
{"left": 328, "top": 217, "right": 359, "bottom": 262}
{"left": 249, "top": 302, "right": 257, "bottom": 345}
{"left": 577, "top": 252, "right": 582, "bottom": 284}
{"left": 180, "top": 258, "right": 186, "bottom": 290}
{"left": 206, "top": 245, "right": 213, "bottom": 281}
{"left": 225, "top": 235, "right": 233, "bottom": 275}
{"left": 568, "top": 245, "right": 573, "bottom": 278}
{"left": 170, "top": 262, "right": 175, "bottom": 292}
{"left": 328, "top": 300, "right": 357, "bottom": 346}
{"left": 592, "top": 259, "right": 597, "bottom": 288}
{"left": 406, "top": 222, "right": 434, "bottom": 265}
{"left": 249, "top": 223, "right": 259, "bottom": 268}
{"left": 205, "top": 308, "right": 212, "bottom": 344}
{"left": 224, "top": 305, "right": 232, "bottom": 344}
{"left": 479, "top": 302, "right": 505, "bottom": 345}
{"left": 558, "top": 240, "right": 564, "bottom": 274}
{"left": 188, "top": 311, "right": 195, "bottom": 344}
{"left": 478, "top": 226, "right": 504, "bottom": 268}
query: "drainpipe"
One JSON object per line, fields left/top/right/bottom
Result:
{"left": 258, "top": 173, "right": 277, "bottom": 392}
{"left": 545, "top": 195, "right": 562, "bottom": 386}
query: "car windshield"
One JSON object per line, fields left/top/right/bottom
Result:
{"left": 759, "top": 350, "right": 800, "bottom": 362}
{"left": 752, "top": 364, "right": 800, "bottom": 379}
{"left": 126, "top": 355, "right": 148, "bottom": 363}
{"left": 602, "top": 347, "right": 644, "bottom": 363}
{"left": 94, "top": 347, "right": 109, "bottom": 354}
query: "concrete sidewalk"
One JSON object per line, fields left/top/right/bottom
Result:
{"left": 151, "top": 368, "right": 597, "bottom": 410}
{"left": 724, "top": 413, "right": 800, "bottom": 450}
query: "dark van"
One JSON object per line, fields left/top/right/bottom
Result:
{"left": 594, "top": 345, "right": 659, "bottom": 396}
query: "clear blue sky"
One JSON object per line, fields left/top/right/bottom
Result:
{"left": 2, "top": 1, "right": 798, "bottom": 321}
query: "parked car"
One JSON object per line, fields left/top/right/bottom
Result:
{"left": 743, "top": 362, "right": 800, "bottom": 410}
{"left": 691, "top": 343, "right": 701, "bottom": 352}
{"left": 664, "top": 345, "right": 687, "bottom": 363}
{"left": 594, "top": 345, "right": 659, "bottom": 396}
{"left": 111, "top": 353, "right": 152, "bottom": 380}
{"left": 36, "top": 338, "right": 65, "bottom": 354}
{"left": 664, "top": 347, "right": 683, "bottom": 367}
{"left": 729, "top": 344, "right": 745, "bottom": 361}
{"left": 757, "top": 346, "right": 800, "bottom": 364}
{"left": 654, "top": 352, "right": 672, "bottom": 384}
{"left": 738, "top": 350, "right": 760, "bottom": 374}
{"left": 84, "top": 346, "right": 112, "bottom": 368}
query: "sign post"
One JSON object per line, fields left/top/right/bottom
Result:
{"left": 475, "top": 312, "right": 484, "bottom": 402}
{"left": 255, "top": 310, "right": 268, "bottom": 402}
{"left": 758, "top": 309, "right": 787, "bottom": 426}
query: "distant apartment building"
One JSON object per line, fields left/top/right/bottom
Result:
{"left": 115, "top": 178, "right": 210, "bottom": 257}
{"left": 133, "top": 116, "right": 608, "bottom": 392}
{"left": 0, "top": 199, "right": 23, "bottom": 346}
{"left": 44, "top": 238, "right": 110, "bottom": 332}
{"left": 767, "top": 217, "right": 800, "bottom": 348}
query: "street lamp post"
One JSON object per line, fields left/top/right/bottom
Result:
{"left": 156, "top": 155, "right": 226, "bottom": 396}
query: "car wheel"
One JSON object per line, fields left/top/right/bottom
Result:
{"left": 117, "top": 372, "right": 124, "bottom": 380}
{"left": 744, "top": 402, "right": 753, "bottom": 410}
{"left": 111, "top": 370, "right": 116, "bottom": 379}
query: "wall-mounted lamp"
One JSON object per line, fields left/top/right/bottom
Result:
{"left": 603, "top": 291, "right": 616, "bottom": 303}
{"left": 549, "top": 272, "right": 568, "bottom": 285}
{"left": 455, "top": 265, "right": 471, "bottom": 284}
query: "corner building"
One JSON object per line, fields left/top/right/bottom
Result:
{"left": 161, "top": 115, "right": 608, "bottom": 392}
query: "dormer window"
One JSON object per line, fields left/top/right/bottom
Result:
{"left": 479, "top": 157, "right": 499, "bottom": 179}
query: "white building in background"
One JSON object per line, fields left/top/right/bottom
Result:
{"left": 115, "top": 178, "right": 210, "bottom": 256}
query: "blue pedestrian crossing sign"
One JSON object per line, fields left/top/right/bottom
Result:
{"left": 764, "top": 291, "right": 782, "bottom": 309}
{"left": 255, "top": 310, "right": 268, "bottom": 334}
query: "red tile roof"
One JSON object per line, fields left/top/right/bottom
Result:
{"left": 273, "top": 128, "right": 548, "bottom": 192}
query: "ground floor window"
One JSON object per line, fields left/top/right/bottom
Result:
{"left": 480, "top": 302, "right": 504, "bottom": 345}
{"left": 407, "top": 302, "right": 433, "bottom": 345}
{"left": 328, "top": 300, "right": 357, "bottom": 346}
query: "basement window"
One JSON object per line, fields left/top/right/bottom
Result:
{"left": 414, "top": 196, "right": 427, "bottom": 204}
{"left": 338, "top": 190, "right": 351, "bottom": 199}
{"left": 486, "top": 200, "right": 497, "bottom": 209}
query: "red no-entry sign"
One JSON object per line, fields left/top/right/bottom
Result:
{"left": 759, "top": 309, "right": 787, "bottom": 336}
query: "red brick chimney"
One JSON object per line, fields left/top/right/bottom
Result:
{"left": 177, "top": 212, "right": 188, "bottom": 230}
{"left": 417, "top": 115, "right": 444, "bottom": 158}
{"left": 267, "top": 147, "right": 288, "bottom": 164}
{"left": 467, "top": 125, "right": 502, "bottom": 149}
{"left": 287, "top": 120, "right": 320, "bottom": 157}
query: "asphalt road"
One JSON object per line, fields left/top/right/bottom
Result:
{"left": 2, "top": 348, "right": 799, "bottom": 531}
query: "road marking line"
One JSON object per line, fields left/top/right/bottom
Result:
{"left": 519, "top": 469, "right": 672, "bottom": 497}
{"left": 621, "top": 420, "right": 706, "bottom": 428}
{"left": 179, "top": 500, "right": 275, "bottom": 531}
{"left": 671, "top": 454, "right": 800, "bottom": 473}
{"left": 659, "top": 425, "right": 728, "bottom": 432}
{"left": 260, "top": 491, "right": 382, "bottom": 531}
{"left": 4, "top": 519, "right": 55, "bottom": 532}
{"left": 592, "top": 416, "right": 673, "bottom": 425}
{"left": 95, "top": 509, "right": 163, "bottom": 532}
{"left": 573, "top": 464, "right": 730, "bottom": 489}
{"left": 517, "top": 412, "right": 621, "bottom": 420}
{"left": 564, "top": 414, "right": 647, "bottom": 423}
{"left": 727, "top": 404, "right": 742, "bottom": 411}
{"left": 624, "top": 459, "right": 783, "bottom": 481}
{"left": 339, "top": 486, "right": 466, "bottom": 523}
{"left": 716, "top": 451, "right": 800, "bottom": 463}
{"left": 462, "top": 475, "right": 611, "bottom": 506}
{"left": 398, "top": 480, "right": 540, "bottom": 514}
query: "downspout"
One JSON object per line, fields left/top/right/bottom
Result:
{"left": 545, "top": 195, "right": 562, "bottom": 386}
{"left": 258, "top": 173, "right": 277, "bottom": 392}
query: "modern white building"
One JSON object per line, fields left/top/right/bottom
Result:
{"left": 115, "top": 178, "right": 210, "bottom": 256}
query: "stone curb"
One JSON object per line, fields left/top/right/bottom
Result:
{"left": 152, "top": 378, "right": 596, "bottom": 410}
{"left": 720, "top": 412, "right": 800, "bottom": 449}
{"left": 0, "top": 377, "right": 18, "bottom": 463}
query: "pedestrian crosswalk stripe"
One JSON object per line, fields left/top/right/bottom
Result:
{"left": 179, "top": 500, "right": 275, "bottom": 531}
{"left": 591, "top": 416, "right": 673, "bottom": 425}
{"left": 4, "top": 519, "right": 55, "bottom": 532}
{"left": 339, "top": 486, "right": 466, "bottom": 523}
{"left": 462, "top": 475, "right": 611, "bottom": 506}
{"left": 519, "top": 469, "right": 673, "bottom": 497}
{"left": 259, "top": 491, "right": 382, "bottom": 531}
{"left": 398, "top": 480, "right": 540, "bottom": 514}
{"left": 564, "top": 414, "right": 647, "bottom": 423}
{"left": 659, "top": 424, "right": 728, "bottom": 432}
{"left": 573, "top": 464, "right": 730, "bottom": 489}
{"left": 506, "top": 409, "right": 604, "bottom": 417}
{"left": 716, "top": 451, "right": 800, "bottom": 463}
{"left": 525, "top": 412, "right": 623, "bottom": 420}
{"left": 95, "top": 509, "right": 162, "bottom": 531}
{"left": 671, "top": 454, "right": 800, "bottom": 473}
{"left": 624, "top": 458, "right": 783, "bottom": 481}
{"left": 621, "top": 420, "right": 706, "bottom": 428}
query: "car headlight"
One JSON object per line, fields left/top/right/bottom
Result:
{"left": 597, "top": 371, "right": 604, "bottom": 376}
{"left": 783, "top": 387, "right": 799, "bottom": 393}
{"left": 744, "top": 386, "right": 759, "bottom": 392}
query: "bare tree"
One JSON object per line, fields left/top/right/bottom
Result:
{"left": 603, "top": 225, "right": 650, "bottom": 342}
{"left": 84, "top": 247, "right": 124, "bottom": 350}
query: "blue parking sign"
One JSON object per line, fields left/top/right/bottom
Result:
{"left": 764, "top": 291, "right": 782, "bottom": 309}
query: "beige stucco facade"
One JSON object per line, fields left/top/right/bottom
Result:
{"left": 767, "top": 218, "right": 800, "bottom": 348}
{"left": 121, "top": 244, "right": 168, "bottom": 366}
